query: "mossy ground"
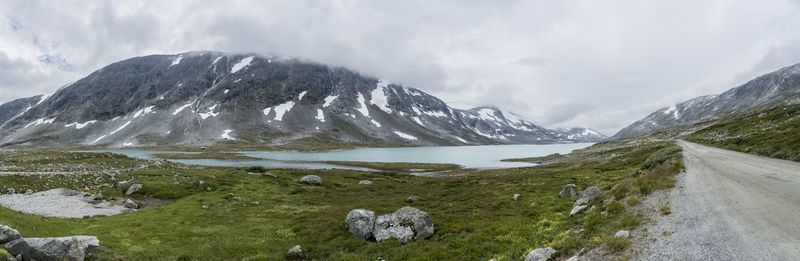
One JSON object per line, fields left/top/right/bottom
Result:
{"left": 0, "top": 141, "right": 682, "bottom": 260}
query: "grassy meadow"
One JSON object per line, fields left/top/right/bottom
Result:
{"left": 0, "top": 141, "right": 683, "bottom": 260}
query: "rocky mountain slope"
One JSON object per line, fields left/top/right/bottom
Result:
{"left": 613, "top": 63, "right": 800, "bottom": 139}
{"left": 0, "top": 51, "right": 605, "bottom": 148}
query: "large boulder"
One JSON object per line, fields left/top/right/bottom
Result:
{"left": 0, "top": 225, "right": 21, "bottom": 244}
{"left": 345, "top": 206, "right": 435, "bottom": 243}
{"left": 558, "top": 184, "right": 577, "bottom": 198}
{"left": 4, "top": 236, "right": 100, "bottom": 261}
{"left": 525, "top": 247, "right": 557, "bottom": 261}
{"left": 124, "top": 184, "right": 143, "bottom": 196}
{"left": 345, "top": 209, "right": 376, "bottom": 240}
{"left": 299, "top": 175, "right": 322, "bottom": 185}
{"left": 570, "top": 186, "right": 602, "bottom": 216}
{"left": 373, "top": 206, "right": 434, "bottom": 243}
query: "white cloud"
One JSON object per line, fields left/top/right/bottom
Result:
{"left": 1, "top": 0, "right": 800, "bottom": 135}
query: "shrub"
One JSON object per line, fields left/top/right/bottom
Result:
{"left": 604, "top": 237, "right": 630, "bottom": 253}
{"left": 641, "top": 145, "right": 682, "bottom": 170}
{"left": 626, "top": 195, "right": 640, "bottom": 206}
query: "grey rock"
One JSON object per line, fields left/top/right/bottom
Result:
{"left": 513, "top": 194, "right": 521, "bottom": 201}
{"left": 23, "top": 190, "right": 32, "bottom": 195}
{"left": 4, "top": 236, "right": 100, "bottom": 261}
{"left": 299, "top": 175, "right": 322, "bottom": 185}
{"left": 0, "top": 225, "right": 22, "bottom": 244}
{"left": 6, "top": 188, "right": 15, "bottom": 195}
{"left": 569, "top": 205, "right": 588, "bottom": 216}
{"left": 114, "top": 181, "right": 128, "bottom": 188}
{"left": 124, "top": 184, "right": 143, "bottom": 196}
{"left": 286, "top": 245, "right": 306, "bottom": 259}
{"left": 525, "top": 247, "right": 557, "bottom": 261}
{"left": 559, "top": 184, "right": 577, "bottom": 198}
{"left": 614, "top": 230, "right": 630, "bottom": 238}
{"left": 123, "top": 199, "right": 138, "bottom": 209}
{"left": 406, "top": 196, "right": 418, "bottom": 203}
{"left": 358, "top": 180, "right": 373, "bottom": 185}
{"left": 345, "top": 209, "right": 376, "bottom": 240}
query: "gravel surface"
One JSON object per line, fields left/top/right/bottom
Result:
{"left": 0, "top": 188, "right": 132, "bottom": 218}
{"left": 637, "top": 141, "right": 800, "bottom": 260}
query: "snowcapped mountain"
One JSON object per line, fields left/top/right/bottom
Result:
{"left": 0, "top": 51, "right": 605, "bottom": 148}
{"left": 613, "top": 63, "right": 800, "bottom": 139}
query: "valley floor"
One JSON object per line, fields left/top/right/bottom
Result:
{"left": 0, "top": 141, "right": 682, "bottom": 260}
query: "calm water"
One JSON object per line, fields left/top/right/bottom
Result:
{"left": 92, "top": 143, "right": 592, "bottom": 170}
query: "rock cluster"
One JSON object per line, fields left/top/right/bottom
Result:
{"left": 569, "top": 186, "right": 602, "bottom": 216}
{"left": 345, "top": 206, "right": 435, "bottom": 244}
{"left": 0, "top": 224, "right": 99, "bottom": 261}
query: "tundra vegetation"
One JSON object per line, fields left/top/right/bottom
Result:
{"left": 0, "top": 140, "right": 683, "bottom": 260}
{"left": 688, "top": 103, "right": 800, "bottom": 162}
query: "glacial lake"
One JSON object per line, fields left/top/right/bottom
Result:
{"left": 92, "top": 143, "right": 593, "bottom": 170}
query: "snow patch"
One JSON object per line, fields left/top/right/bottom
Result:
{"left": 423, "top": 110, "right": 447, "bottom": 118}
{"left": 298, "top": 91, "right": 308, "bottom": 100}
{"left": 211, "top": 56, "right": 222, "bottom": 65}
{"left": 455, "top": 137, "right": 467, "bottom": 143}
{"left": 315, "top": 109, "right": 325, "bottom": 122}
{"left": 477, "top": 108, "right": 500, "bottom": 122}
{"left": 173, "top": 103, "right": 193, "bottom": 115}
{"left": 265, "top": 101, "right": 295, "bottom": 121}
{"left": 133, "top": 106, "right": 155, "bottom": 118}
{"left": 231, "top": 56, "right": 254, "bottom": 73}
{"left": 371, "top": 80, "right": 392, "bottom": 113}
{"left": 370, "top": 119, "right": 382, "bottom": 127}
{"left": 224, "top": 89, "right": 230, "bottom": 94}
{"left": 170, "top": 56, "right": 183, "bottom": 66}
{"left": 323, "top": 95, "right": 338, "bottom": 107}
{"left": 199, "top": 104, "right": 219, "bottom": 119}
{"left": 221, "top": 129, "right": 235, "bottom": 140}
{"left": 356, "top": 93, "right": 370, "bottom": 117}
{"left": 24, "top": 118, "right": 56, "bottom": 128}
{"left": 65, "top": 120, "right": 98, "bottom": 129}
{"left": 412, "top": 116, "right": 424, "bottom": 126}
{"left": 394, "top": 131, "right": 417, "bottom": 140}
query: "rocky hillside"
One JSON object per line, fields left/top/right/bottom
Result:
{"left": 613, "top": 63, "right": 800, "bottom": 139}
{"left": 0, "top": 51, "right": 605, "bottom": 148}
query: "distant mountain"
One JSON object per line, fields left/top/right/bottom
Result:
{"left": 0, "top": 95, "right": 42, "bottom": 129}
{"left": 0, "top": 51, "right": 605, "bottom": 147}
{"left": 613, "top": 63, "right": 800, "bottom": 139}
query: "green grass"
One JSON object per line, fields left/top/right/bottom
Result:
{"left": 0, "top": 141, "right": 683, "bottom": 260}
{"left": 687, "top": 103, "right": 800, "bottom": 161}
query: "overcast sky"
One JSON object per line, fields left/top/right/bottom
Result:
{"left": 2, "top": 0, "right": 800, "bottom": 135}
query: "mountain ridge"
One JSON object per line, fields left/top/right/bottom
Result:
{"left": 612, "top": 63, "right": 800, "bottom": 139}
{"left": 0, "top": 51, "right": 606, "bottom": 148}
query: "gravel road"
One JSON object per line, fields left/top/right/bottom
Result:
{"left": 638, "top": 141, "right": 800, "bottom": 260}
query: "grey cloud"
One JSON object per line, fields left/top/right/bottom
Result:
{"left": 2, "top": 0, "right": 800, "bottom": 135}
